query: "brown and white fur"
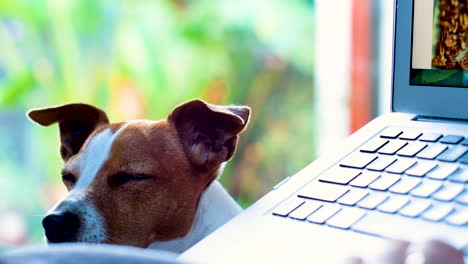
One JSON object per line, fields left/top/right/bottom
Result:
{"left": 27, "top": 99, "right": 250, "bottom": 253}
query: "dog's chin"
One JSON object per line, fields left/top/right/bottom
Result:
{"left": 101, "top": 239, "right": 152, "bottom": 249}
{"left": 46, "top": 240, "right": 75, "bottom": 245}
{"left": 43, "top": 235, "right": 149, "bottom": 248}
{"left": 44, "top": 235, "right": 107, "bottom": 245}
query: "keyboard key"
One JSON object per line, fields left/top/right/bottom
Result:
{"left": 422, "top": 204, "right": 454, "bottom": 222}
{"left": 433, "top": 184, "right": 465, "bottom": 201}
{"left": 350, "top": 171, "right": 381, "bottom": 188}
{"left": 272, "top": 197, "right": 304, "bottom": 217}
{"left": 389, "top": 177, "right": 422, "bottom": 194}
{"left": 366, "top": 156, "right": 397, "bottom": 171}
{"left": 399, "top": 131, "right": 422, "bottom": 140}
{"left": 319, "top": 167, "right": 361, "bottom": 185}
{"left": 458, "top": 152, "right": 468, "bottom": 164}
{"left": 298, "top": 182, "right": 349, "bottom": 202}
{"left": 460, "top": 138, "right": 468, "bottom": 146}
{"left": 410, "top": 180, "right": 443, "bottom": 198}
{"left": 456, "top": 191, "right": 468, "bottom": 205}
{"left": 397, "top": 142, "right": 427, "bottom": 157}
{"left": 358, "top": 193, "right": 388, "bottom": 209}
{"left": 338, "top": 189, "right": 369, "bottom": 206}
{"left": 416, "top": 144, "right": 448, "bottom": 160}
{"left": 307, "top": 204, "right": 341, "bottom": 224}
{"left": 289, "top": 201, "right": 322, "bottom": 220}
{"left": 427, "top": 164, "right": 459, "bottom": 180}
{"left": 437, "top": 146, "right": 468, "bottom": 162}
{"left": 440, "top": 135, "right": 464, "bottom": 144}
{"left": 377, "top": 195, "right": 410, "bottom": 214}
{"left": 405, "top": 161, "right": 437, "bottom": 177}
{"left": 360, "top": 138, "right": 389, "bottom": 153}
{"left": 445, "top": 209, "right": 468, "bottom": 226}
{"left": 378, "top": 140, "right": 408, "bottom": 155}
{"left": 399, "top": 199, "right": 432, "bottom": 217}
{"left": 380, "top": 128, "right": 402, "bottom": 139}
{"left": 327, "top": 207, "right": 366, "bottom": 229}
{"left": 419, "top": 133, "right": 442, "bottom": 142}
{"left": 369, "top": 174, "right": 401, "bottom": 191}
{"left": 448, "top": 168, "right": 468, "bottom": 183}
{"left": 340, "top": 153, "right": 377, "bottom": 169}
{"left": 386, "top": 159, "right": 417, "bottom": 174}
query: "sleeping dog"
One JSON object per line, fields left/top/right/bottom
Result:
{"left": 27, "top": 99, "right": 250, "bottom": 253}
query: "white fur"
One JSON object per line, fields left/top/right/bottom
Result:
{"left": 149, "top": 180, "right": 242, "bottom": 253}
{"left": 76, "top": 129, "right": 117, "bottom": 190}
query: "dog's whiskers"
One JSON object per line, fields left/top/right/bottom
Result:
{"left": 106, "top": 234, "right": 125, "bottom": 244}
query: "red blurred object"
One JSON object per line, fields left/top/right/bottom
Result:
{"left": 350, "top": 0, "right": 372, "bottom": 133}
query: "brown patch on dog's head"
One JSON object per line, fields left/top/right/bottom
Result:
{"left": 30, "top": 100, "right": 250, "bottom": 248}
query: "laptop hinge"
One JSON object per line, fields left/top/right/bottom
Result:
{"left": 413, "top": 115, "right": 468, "bottom": 124}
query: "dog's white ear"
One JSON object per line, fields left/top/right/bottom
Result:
{"left": 27, "top": 103, "right": 109, "bottom": 161}
{"left": 169, "top": 99, "right": 250, "bottom": 171}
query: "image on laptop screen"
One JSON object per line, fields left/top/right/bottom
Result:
{"left": 411, "top": 0, "right": 468, "bottom": 87}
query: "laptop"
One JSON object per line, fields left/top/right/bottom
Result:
{"left": 180, "top": 0, "right": 468, "bottom": 262}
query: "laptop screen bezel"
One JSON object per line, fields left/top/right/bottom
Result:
{"left": 392, "top": 0, "right": 468, "bottom": 119}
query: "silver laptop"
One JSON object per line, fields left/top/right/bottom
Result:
{"left": 181, "top": 0, "right": 468, "bottom": 262}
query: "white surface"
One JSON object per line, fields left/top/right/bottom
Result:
{"left": 314, "top": 0, "right": 352, "bottom": 154}
{"left": 411, "top": 0, "right": 435, "bottom": 69}
{"left": 377, "top": 0, "right": 394, "bottom": 115}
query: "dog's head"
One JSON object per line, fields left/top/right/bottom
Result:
{"left": 28, "top": 99, "right": 249, "bottom": 248}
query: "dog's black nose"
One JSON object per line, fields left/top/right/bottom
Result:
{"left": 42, "top": 212, "right": 81, "bottom": 243}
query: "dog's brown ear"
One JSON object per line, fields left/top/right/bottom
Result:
{"left": 27, "top": 103, "right": 109, "bottom": 161}
{"left": 169, "top": 99, "right": 250, "bottom": 171}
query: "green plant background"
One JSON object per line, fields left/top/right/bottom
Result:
{"left": 0, "top": 0, "right": 315, "bottom": 246}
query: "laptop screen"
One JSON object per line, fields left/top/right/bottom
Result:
{"left": 393, "top": 0, "right": 468, "bottom": 119}
{"left": 410, "top": 0, "right": 468, "bottom": 88}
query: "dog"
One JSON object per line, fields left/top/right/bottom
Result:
{"left": 27, "top": 99, "right": 250, "bottom": 253}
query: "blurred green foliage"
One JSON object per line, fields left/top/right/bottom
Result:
{"left": 0, "top": 0, "right": 315, "bottom": 245}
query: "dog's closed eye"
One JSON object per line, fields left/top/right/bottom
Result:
{"left": 113, "top": 173, "right": 153, "bottom": 186}
{"left": 62, "top": 173, "right": 77, "bottom": 184}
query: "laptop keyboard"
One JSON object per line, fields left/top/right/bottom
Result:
{"left": 271, "top": 127, "right": 468, "bottom": 250}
